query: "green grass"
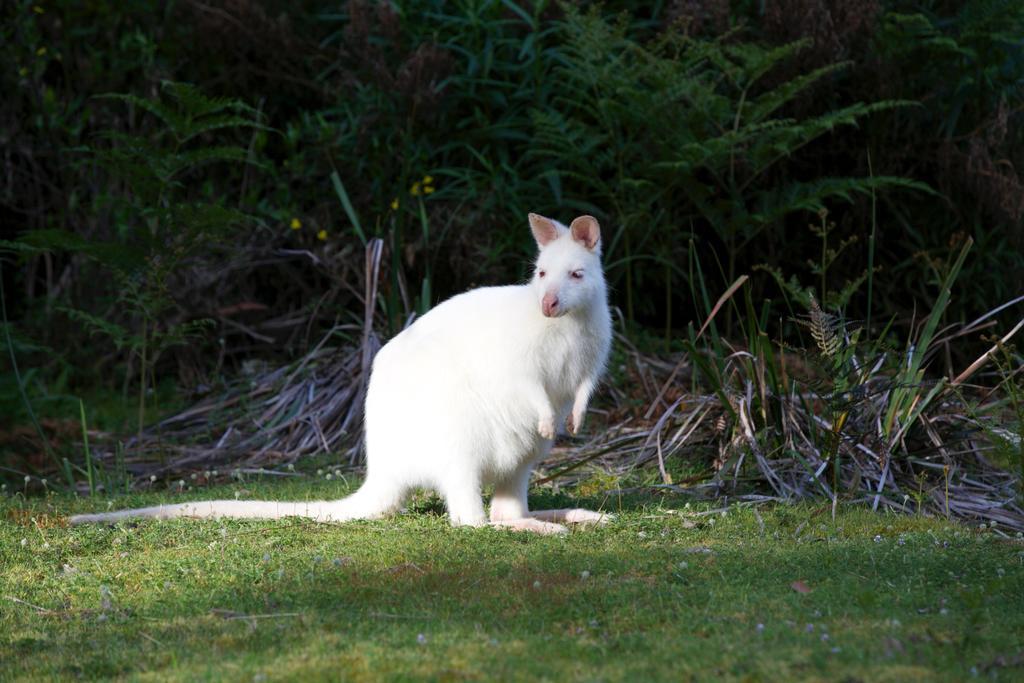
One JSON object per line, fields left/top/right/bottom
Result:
{"left": 2, "top": 480, "right": 1023, "bottom": 682}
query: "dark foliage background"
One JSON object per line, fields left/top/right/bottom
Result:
{"left": 2, "top": 0, "right": 1022, "bottom": 433}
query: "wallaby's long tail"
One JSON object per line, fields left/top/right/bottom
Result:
{"left": 69, "top": 479, "right": 401, "bottom": 525}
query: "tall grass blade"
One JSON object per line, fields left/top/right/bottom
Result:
{"left": 80, "top": 399, "right": 94, "bottom": 496}
{"left": 330, "top": 171, "right": 367, "bottom": 246}
{"left": 866, "top": 149, "right": 877, "bottom": 334}
{"left": 697, "top": 275, "right": 750, "bottom": 342}
{"left": 884, "top": 238, "right": 972, "bottom": 437}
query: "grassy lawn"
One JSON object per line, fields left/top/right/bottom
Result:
{"left": 2, "top": 480, "right": 1023, "bottom": 682}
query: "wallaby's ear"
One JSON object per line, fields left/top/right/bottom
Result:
{"left": 569, "top": 215, "right": 601, "bottom": 252}
{"left": 529, "top": 213, "right": 560, "bottom": 248}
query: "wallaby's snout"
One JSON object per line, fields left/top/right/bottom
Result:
{"left": 542, "top": 292, "right": 560, "bottom": 317}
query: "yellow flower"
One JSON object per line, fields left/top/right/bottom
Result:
{"left": 36, "top": 47, "right": 47, "bottom": 57}
{"left": 33, "top": 5, "right": 44, "bottom": 13}
{"left": 422, "top": 175, "right": 434, "bottom": 184}
{"left": 290, "top": 217, "right": 302, "bottom": 230}
{"left": 423, "top": 186, "right": 435, "bottom": 195}
{"left": 390, "top": 198, "right": 399, "bottom": 210}
{"left": 316, "top": 229, "right": 328, "bottom": 241}
{"left": 409, "top": 182, "right": 421, "bottom": 196}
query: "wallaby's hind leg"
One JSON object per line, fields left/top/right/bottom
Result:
{"left": 487, "top": 447, "right": 612, "bottom": 532}
{"left": 487, "top": 458, "right": 568, "bottom": 535}
{"left": 488, "top": 461, "right": 531, "bottom": 522}
{"left": 439, "top": 444, "right": 575, "bottom": 534}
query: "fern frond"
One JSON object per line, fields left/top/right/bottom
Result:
{"left": 180, "top": 115, "right": 270, "bottom": 144}
{"left": 0, "top": 240, "right": 44, "bottom": 255}
{"left": 753, "top": 264, "right": 814, "bottom": 309}
{"left": 160, "top": 81, "right": 259, "bottom": 119}
{"left": 751, "top": 176, "right": 936, "bottom": 226}
{"left": 747, "top": 62, "right": 852, "bottom": 121}
{"left": 95, "top": 93, "right": 186, "bottom": 139}
{"left": 807, "top": 297, "right": 842, "bottom": 359}
{"left": 165, "top": 147, "right": 254, "bottom": 177}
{"left": 723, "top": 39, "right": 814, "bottom": 86}
{"left": 58, "top": 307, "right": 134, "bottom": 349}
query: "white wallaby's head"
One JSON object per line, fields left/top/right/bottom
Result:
{"left": 528, "top": 213, "right": 605, "bottom": 319}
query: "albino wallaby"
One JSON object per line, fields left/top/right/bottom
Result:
{"left": 72, "top": 213, "right": 613, "bottom": 534}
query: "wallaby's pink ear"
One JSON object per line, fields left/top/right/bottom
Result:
{"left": 529, "top": 213, "right": 559, "bottom": 248}
{"left": 569, "top": 215, "right": 601, "bottom": 252}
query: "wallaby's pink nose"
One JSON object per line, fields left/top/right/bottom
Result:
{"left": 542, "top": 293, "right": 559, "bottom": 317}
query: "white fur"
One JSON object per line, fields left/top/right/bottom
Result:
{"left": 71, "top": 214, "right": 613, "bottom": 534}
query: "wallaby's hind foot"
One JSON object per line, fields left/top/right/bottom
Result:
{"left": 529, "top": 508, "right": 613, "bottom": 525}
{"left": 488, "top": 518, "right": 568, "bottom": 535}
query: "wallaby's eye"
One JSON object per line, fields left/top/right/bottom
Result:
{"left": 570, "top": 270, "right": 584, "bottom": 280}
{"left": 538, "top": 270, "right": 546, "bottom": 279}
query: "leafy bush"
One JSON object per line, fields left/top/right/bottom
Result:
{"left": 724, "top": 0, "right": 1024, "bottom": 320}
{"left": 2, "top": 0, "right": 1021, "bottom": 416}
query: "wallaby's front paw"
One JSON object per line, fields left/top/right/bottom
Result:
{"left": 538, "top": 416, "right": 556, "bottom": 440}
{"left": 567, "top": 410, "right": 585, "bottom": 435}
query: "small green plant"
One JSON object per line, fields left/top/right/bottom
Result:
{"left": 757, "top": 209, "right": 876, "bottom": 313}
{"left": 802, "top": 298, "right": 856, "bottom": 495}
